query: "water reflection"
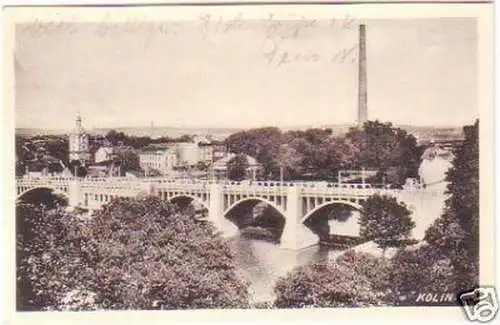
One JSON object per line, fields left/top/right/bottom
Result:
{"left": 229, "top": 234, "right": 342, "bottom": 303}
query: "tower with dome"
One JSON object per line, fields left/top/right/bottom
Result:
{"left": 68, "top": 113, "right": 91, "bottom": 165}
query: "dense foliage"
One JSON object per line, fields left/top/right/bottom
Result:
{"left": 226, "top": 154, "right": 249, "bottom": 181}
{"left": 425, "top": 120, "right": 479, "bottom": 292}
{"left": 17, "top": 197, "right": 250, "bottom": 310}
{"left": 345, "top": 121, "right": 422, "bottom": 186}
{"left": 16, "top": 135, "right": 69, "bottom": 176}
{"left": 16, "top": 204, "right": 80, "bottom": 310}
{"left": 359, "top": 194, "right": 415, "bottom": 249}
{"left": 105, "top": 130, "right": 194, "bottom": 149}
{"left": 68, "top": 160, "right": 88, "bottom": 177}
{"left": 111, "top": 148, "right": 142, "bottom": 175}
{"left": 273, "top": 244, "right": 459, "bottom": 308}
{"left": 224, "top": 121, "right": 422, "bottom": 186}
{"left": 388, "top": 245, "right": 456, "bottom": 305}
{"left": 273, "top": 250, "right": 391, "bottom": 308}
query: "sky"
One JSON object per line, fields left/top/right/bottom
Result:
{"left": 14, "top": 18, "right": 477, "bottom": 130}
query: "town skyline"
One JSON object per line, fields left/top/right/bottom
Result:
{"left": 15, "top": 18, "right": 477, "bottom": 130}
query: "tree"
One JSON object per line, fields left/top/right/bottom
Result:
{"left": 343, "top": 120, "right": 422, "bottom": 187}
{"left": 225, "top": 127, "right": 282, "bottom": 179}
{"left": 112, "top": 149, "right": 141, "bottom": 175}
{"left": 282, "top": 129, "right": 341, "bottom": 180}
{"left": 223, "top": 123, "right": 422, "bottom": 183}
{"left": 80, "top": 197, "right": 250, "bottom": 309}
{"left": 425, "top": 120, "right": 479, "bottom": 292}
{"left": 227, "top": 154, "right": 249, "bottom": 181}
{"left": 45, "top": 138, "right": 69, "bottom": 165}
{"left": 175, "top": 134, "right": 194, "bottom": 143}
{"left": 359, "top": 194, "right": 415, "bottom": 249}
{"left": 15, "top": 135, "right": 33, "bottom": 163}
{"left": 17, "top": 197, "right": 250, "bottom": 310}
{"left": 389, "top": 245, "right": 456, "bottom": 305}
{"left": 276, "top": 143, "right": 304, "bottom": 181}
{"left": 273, "top": 251, "right": 391, "bottom": 308}
{"left": 16, "top": 204, "right": 84, "bottom": 310}
{"left": 68, "top": 160, "right": 88, "bottom": 177}
{"left": 16, "top": 160, "right": 26, "bottom": 177}
{"left": 105, "top": 130, "right": 128, "bottom": 146}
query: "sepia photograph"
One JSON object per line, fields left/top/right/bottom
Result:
{"left": 2, "top": 2, "right": 496, "bottom": 324}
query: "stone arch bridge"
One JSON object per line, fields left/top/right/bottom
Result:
{"left": 16, "top": 176, "right": 427, "bottom": 250}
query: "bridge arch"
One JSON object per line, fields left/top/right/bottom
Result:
{"left": 167, "top": 194, "right": 209, "bottom": 211}
{"left": 223, "top": 197, "right": 287, "bottom": 219}
{"left": 300, "top": 200, "right": 363, "bottom": 225}
{"left": 16, "top": 186, "right": 70, "bottom": 204}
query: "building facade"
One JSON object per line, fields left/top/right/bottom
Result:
{"left": 198, "top": 144, "right": 214, "bottom": 164}
{"left": 213, "top": 153, "right": 261, "bottom": 180}
{"left": 139, "top": 149, "right": 178, "bottom": 175}
{"left": 175, "top": 143, "right": 201, "bottom": 167}
{"left": 68, "top": 114, "right": 92, "bottom": 165}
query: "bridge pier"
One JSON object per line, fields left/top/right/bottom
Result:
{"left": 280, "top": 186, "right": 318, "bottom": 250}
{"left": 68, "top": 178, "right": 81, "bottom": 208}
{"left": 208, "top": 183, "right": 239, "bottom": 237}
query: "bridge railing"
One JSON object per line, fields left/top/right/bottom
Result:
{"left": 16, "top": 176, "right": 76, "bottom": 182}
{"left": 17, "top": 175, "right": 402, "bottom": 192}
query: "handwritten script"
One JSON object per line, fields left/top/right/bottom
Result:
{"left": 19, "top": 12, "right": 359, "bottom": 67}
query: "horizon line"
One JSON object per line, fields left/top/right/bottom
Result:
{"left": 15, "top": 120, "right": 474, "bottom": 132}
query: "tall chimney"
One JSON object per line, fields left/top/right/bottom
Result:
{"left": 357, "top": 24, "right": 368, "bottom": 126}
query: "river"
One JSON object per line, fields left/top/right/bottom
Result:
{"left": 229, "top": 235, "right": 342, "bottom": 304}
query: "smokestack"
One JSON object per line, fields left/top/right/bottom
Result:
{"left": 357, "top": 24, "right": 368, "bottom": 126}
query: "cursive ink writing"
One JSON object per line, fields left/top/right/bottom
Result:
{"left": 19, "top": 12, "right": 360, "bottom": 61}
{"left": 263, "top": 35, "right": 358, "bottom": 67}
{"left": 330, "top": 43, "right": 358, "bottom": 64}
{"left": 265, "top": 14, "right": 318, "bottom": 40}
{"left": 19, "top": 15, "right": 78, "bottom": 36}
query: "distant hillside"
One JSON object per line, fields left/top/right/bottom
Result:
{"left": 16, "top": 128, "right": 69, "bottom": 137}
{"left": 16, "top": 123, "right": 465, "bottom": 142}
{"left": 15, "top": 126, "right": 244, "bottom": 140}
{"left": 88, "top": 126, "right": 243, "bottom": 141}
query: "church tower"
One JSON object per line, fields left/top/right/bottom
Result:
{"left": 69, "top": 113, "right": 91, "bottom": 165}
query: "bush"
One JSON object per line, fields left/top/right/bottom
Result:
{"left": 273, "top": 251, "right": 391, "bottom": 308}
{"left": 335, "top": 250, "right": 392, "bottom": 295}
{"left": 388, "top": 245, "right": 456, "bottom": 305}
